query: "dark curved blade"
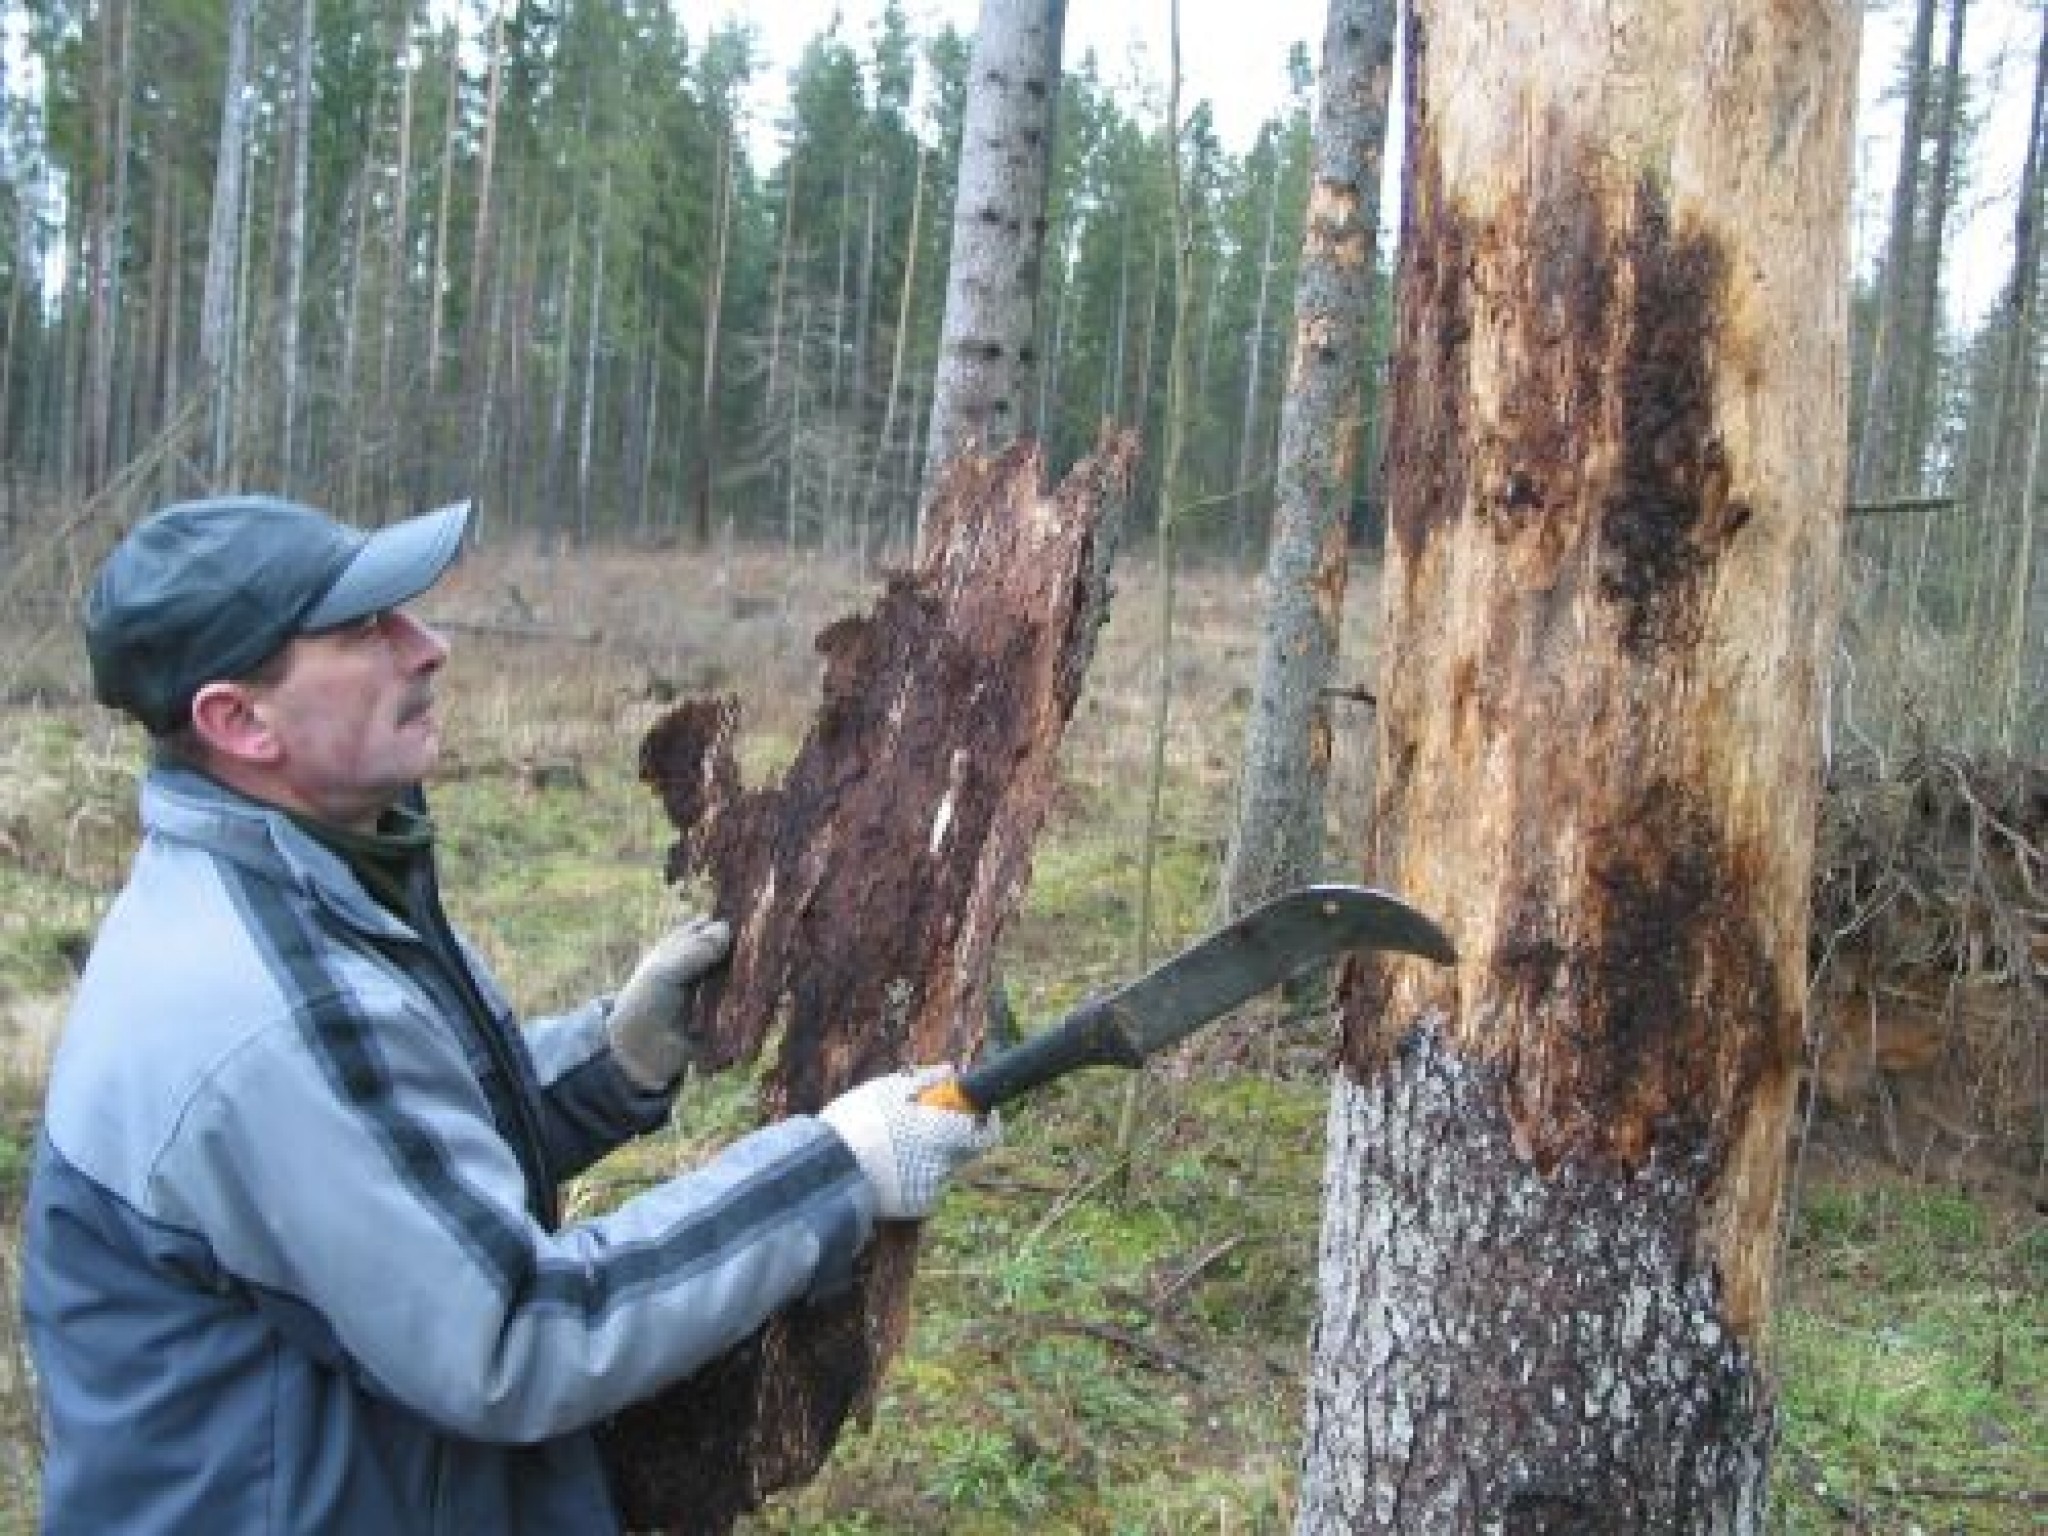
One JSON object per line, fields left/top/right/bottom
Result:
{"left": 948, "top": 884, "right": 1455, "bottom": 1111}
{"left": 1100, "top": 883, "right": 1454, "bottom": 1059}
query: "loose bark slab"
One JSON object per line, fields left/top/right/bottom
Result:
{"left": 603, "top": 434, "right": 1135, "bottom": 1534}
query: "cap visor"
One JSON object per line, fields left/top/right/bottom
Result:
{"left": 302, "top": 501, "right": 470, "bottom": 629}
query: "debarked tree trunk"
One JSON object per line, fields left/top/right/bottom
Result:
{"left": 1295, "top": 1, "right": 1858, "bottom": 1530}
{"left": 603, "top": 433, "right": 1136, "bottom": 1535}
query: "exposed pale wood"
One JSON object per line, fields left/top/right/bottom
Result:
{"left": 1297, "top": 1, "right": 1858, "bottom": 1527}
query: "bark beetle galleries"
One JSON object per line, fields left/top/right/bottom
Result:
{"left": 1389, "top": 143, "right": 1745, "bottom": 648}
{"left": 1599, "top": 177, "right": 1737, "bottom": 658}
{"left": 1385, "top": 136, "right": 1472, "bottom": 567}
{"left": 1494, "top": 779, "right": 1796, "bottom": 1173}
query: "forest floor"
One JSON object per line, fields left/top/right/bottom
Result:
{"left": 0, "top": 538, "right": 2039, "bottom": 1533}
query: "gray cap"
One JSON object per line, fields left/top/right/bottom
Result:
{"left": 85, "top": 494, "right": 471, "bottom": 734}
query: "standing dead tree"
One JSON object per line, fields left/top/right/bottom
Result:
{"left": 1295, "top": 0, "right": 1859, "bottom": 1528}
{"left": 604, "top": 432, "right": 1137, "bottom": 1534}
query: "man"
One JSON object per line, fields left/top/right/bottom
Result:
{"left": 22, "top": 494, "right": 998, "bottom": 1534}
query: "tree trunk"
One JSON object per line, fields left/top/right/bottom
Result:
{"left": 200, "top": 0, "right": 257, "bottom": 478}
{"left": 606, "top": 432, "right": 1138, "bottom": 1535}
{"left": 856, "top": 145, "right": 929, "bottom": 567}
{"left": 83, "top": 0, "right": 130, "bottom": 491}
{"left": 1234, "top": 168, "right": 1284, "bottom": 548}
{"left": 1993, "top": 11, "right": 2046, "bottom": 746}
{"left": 467, "top": 2, "right": 507, "bottom": 501}
{"left": 281, "top": 0, "right": 315, "bottom": 484}
{"left": 1998, "top": 12, "right": 2046, "bottom": 496}
{"left": 1898, "top": 0, "right": 1968, "bottom": 494}
{"left": 1295, "top": 1, "right": 1857, "bottom": 1529}
{"left": 1853, "top": 0, "right": 1936, "bottom": 499}
{"left": 427, "top": 38, "right": 461, "bottom": 405}
{"left": 693, "top": 130, "right": 733, "bottom": 549}
{"left": 542, "top": 233, "right": 578, "bottom": 545}
{"left": 576, "top": 182, "right": 606, "bottom": 545}
{"left": 919, "top": 0, "right": 1066, "bottom": 507}
{"left": 1220, "top": 0, "right": 1397, "bottom": 921}
{"left": 380, "top": 20, "right": 418, "bottom": 487}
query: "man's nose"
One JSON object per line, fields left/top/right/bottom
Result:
{"left": 388, "top": 609, "right": 451, "bottom": 670}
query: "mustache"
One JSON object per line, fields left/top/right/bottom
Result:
{"left": 397, "top": 689, "right": 437, "bottom": 725}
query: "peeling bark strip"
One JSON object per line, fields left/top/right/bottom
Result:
{"left": 605, "top": 434, "right": 1135, "bottom": 1534}
{"left": 1297, "top": 1029, "right": 1773, "bottom": 1533}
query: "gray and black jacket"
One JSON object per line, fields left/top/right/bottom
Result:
{"left": 23, "top": 767, "right": 873, "bottom": 1534}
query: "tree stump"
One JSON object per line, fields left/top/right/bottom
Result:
{"left": 603, "top": 434, "right": 1137, "bottom": 1534}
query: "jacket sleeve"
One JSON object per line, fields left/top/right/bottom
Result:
{"left": 518, "top": 996, "right": 678, "bottom": 1180}
{"left": 149, "top": 985, "right": 875, "bottom": 1445}
{"left": 450, "top": 930, "right": 674, "bottom": 1182}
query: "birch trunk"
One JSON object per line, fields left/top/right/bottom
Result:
{"left": 1296, "top": 2, "right": 1858, "bottom": 1528}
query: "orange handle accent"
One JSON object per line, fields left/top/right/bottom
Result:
{"left": 916, "top": 1076, "right": 980, "bottom": 1115}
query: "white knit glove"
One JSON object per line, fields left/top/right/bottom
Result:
{"left": 819, "top": 1067, "right": 1001, "bottom": 1221}
{"left": 607, "top": 915, "right": 731, "bottom": 1088}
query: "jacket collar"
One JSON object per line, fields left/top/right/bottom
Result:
{"left": 139, "top": 766, "right": 415, "bottom": 940}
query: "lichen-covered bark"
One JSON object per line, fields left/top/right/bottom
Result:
{"left": 605, "top": 435, "right": 1135, "bottom": 1534}
{"left": 1298, "top": 1028, "right": 1772, "bottom": 1532}
{"left": 1301, "top": 0, "right": 1858, "bottom": 1529}
{"left": 1221, "top": 0, "right": 1398, "bottom": 918}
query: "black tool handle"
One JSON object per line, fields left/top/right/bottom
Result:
{"left": 918, "top": 995, "right": 1136, "bottom": 1113}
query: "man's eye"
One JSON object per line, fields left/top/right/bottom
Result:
{"left": 345, "top": 611, "right": 388, "bottom": 639}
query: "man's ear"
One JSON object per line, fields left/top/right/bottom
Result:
{"left": 188, "top": 681, "right": 285, "bottom": 766}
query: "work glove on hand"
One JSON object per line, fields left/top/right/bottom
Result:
{"left": 607, "top": 915, "right": 731, "bottom": 1089}
{"left": 819, "top": 1066, "right": 1001, "bottom": 1221}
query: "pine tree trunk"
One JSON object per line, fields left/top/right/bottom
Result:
{"left": 1235, "top": 170, "right": 1283, "bottom": 552}
{"left": 83, "top": 0, "right": 130, "bottom": 490}
{"left": 1220, "top": 0, "right": 1397, "bottom": 920}
{"left": 693, "top": 131, "right": 733, "bottom": 550}
{"left": 1853, "top": 0, "right": 1936, "bottom": 499}
{"left": 856, "top": 146, "right": 928, "bottom": 566}
{"left": 466, "top": 3, "right": 507, "bottom": 504}
{"left": 1296, "top": 2, "right": 1857, "bottom": 1529}
{"left": 1898, "top": 0, "right": 1968, "bottom": 492}
{"left": 380, "top": 22, "right": 417, "bottom": 496}
{"left": 281, "top": 0, "right": 314, "bottom": 483}
{"left": 920, "top": 0, "right": 1066, "bottom": 505}
{"left": 576, "top": 182, "right": 606, "bottom": 544}
{"left": 427, "top": 41, "right": 461, "bottom": 406}
{"left": 200, "top": 0, "right": 257, "bottom": 478}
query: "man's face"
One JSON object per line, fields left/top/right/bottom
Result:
{"left": 250, "top": 608, "right": 451, "bottom": 830}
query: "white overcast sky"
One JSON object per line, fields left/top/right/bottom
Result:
{"left": 692, "top": 0, "right": 2036, "bottom": 327}
{"left": 692, "top": 0, "right": 1330, "bottom": 151}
